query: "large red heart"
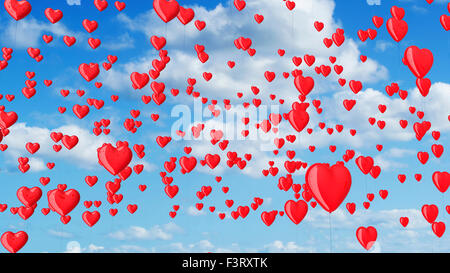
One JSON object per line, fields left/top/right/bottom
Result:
{"left": 355, "top": 156, "right": 374, "bottom": 174}
{"left": 413, "top": 121, "right": 431, "bottom": 140}
{"left": 306, "top": 162, "right": 352, "bottom": 213}
{"left": 78, "top": 63, "right": 100, "bottom": 82}
{"left": 390, "top": 6, "right": 405, "bottom": 19}
{"left": 177, "top": 6, "right": 194, "bottom": 25}
{"left": 44, "top": 8, "right": 63, "bottom": 24}
{"left": 441, "top": 15, "right": 450, "bottom": 30}
{"left": 153, "top": 0, "right": 180, "bottom": 23}
{"left": 18, "top": 206, "right": 34, "bottom": 220}
{"left": 238, "top": 206, "right": 249, "bottom": 218}
{"left": 17, "top": 186, "right": 42, "bottom": 207}
{"left": 82, "top": 211, "right": 100, "bottom": 227}
{"left": 356, "top": 226, "right": 377, "bottom": 250}
{"left": 165, "top": 184, "right": 179, "bottom": 198}
{"left": 421, "top": 204, "right": 438, "bottom": 223}
{"left": 432, "top": 171, "right": 450, "bottom": 193}
{"left": 1, "top": 231, "right": 28, "bottom": 253}
{"left": 294, "top": 76, "right": 314, "bottom": 96}
{"left": 205, "top": 154, "right": 220, "bottom": 169}
{"left": 97, "top": 143, "right": 133, "bottom": 175}
{"left": 72, "top": 104, "right": 90, "bottom": 119}
{"left": 287, "top": 102, "right": 309, "bottom": 132}
{"left": 386, "top": 17, "right": 408, "bottom": 42}
{"left": 0, "top": 110, "right": 18, "bottom": 129}
{"left": 180, "top": 156, "right": 197, "bottom": 173}
{"left": 82, "top": 19, "right": 98, "bottom": 33}
{"left": 94, "top": 0, "right": 108, "bottom": 11}
{"left": 4, "top": 0, "right": 31, "bottom": 21}
{"left": 432, "top": 222, "right": 446, "bottom": 238}
{"left": 404, "top": 46, "right": 434, "bottom": 78}
{"left": 47, "top": 188, "right": 80, "bottom": 216}
{"left": 150, "top": 36, "right": 166, "bottom": 50}
{"left": 234, "top": 0, "right": 246, "bottom": 11}
{"left": 284, "top": 200, "right": 308, "bottom": 224}
{"left": 261, "top": 210, "right": 277, "bottom": 226}
{"left": 62, "top": 135, "right": 79, "bottom": 150}
{"left": 130, "top": 72, "right": 150, "bottom": 89}
{"left": 156, "top": 136, "right": 171, "bottom": 147}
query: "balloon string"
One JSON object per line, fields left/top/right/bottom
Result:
{"left": 364, "top": 175, "right": 368, "bottom": 207}
{"left": 165, "top": 22, "right": 168, "bottom": 43}
{"left": 432, "top": 230, "right": 435, "bottom": 253}
{"left": 62, "top": 218, "right": 65, "bottom": 253}
{"left": 439, "top": 193, "right": 444, "bottom": 252}
{"left": 14, "top": 21, "right": 18, "bottom": 46}
{"left": 108, "top": 207, "right": 114, "bottom": 250}
{"left": 59, "top": 219, "right": 63, "bottom": 252}
{"left": 398, "top": 40, "right": 402, "bottom": 70}
{"left": 291, "top": 11, "right": 294, "bottom": 37}
{"left": 328, "top": 212, "right": 333, "bottom": 253}
{"left": 111, "top": 210, "right": 114, "bottom": 234}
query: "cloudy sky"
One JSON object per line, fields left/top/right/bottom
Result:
{"left": 0, "top": 0, "right": 449, "bottom": 253}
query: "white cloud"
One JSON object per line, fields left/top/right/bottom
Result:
{"left": 67, "top": 0, "right": 81, "bottom": 5}
{"left": 64, "top": 242, "right": 148, "bottom": 253}
{"left": 375, "top": 40, "right": 394, "bottom": 52}
{"left": 374, "top": 154, "right": 408, "bottom": 170}
{"left": 168, "top": 242, "right": 186, "bottom": 252}
{"left": 264, "top": 240, "right": 315, "bottom": 252}
{"left": 166, "top": 240, "right": 216, "bottom": 252}
{"left": 187, "top": 206, "right": 206, "bottom": 216}
{"left": 65, "top": 241, "right": 82, "bottom": 253}
{"left": 109, "top": 223, "right": 182, "bottom": 241}
{"left": 388, "top": 148, "right": 416, "bottom": 158}
{"left": 87, "top": 244, "right": 105, "bottom": 252}
{"left": 3, "top": 122, "right": 114, "bottom": 171}
{"left": 1, "top": 17, "right": 81, "bottom": 48}
{"left": 262, "top": 197, "right": 273, "bottom": 208}
{"left": 28, "top": 157, "right": 46, "bottom": 172}
{"left": 49, "top": 229, "right": 73, "bottom": 238}
{"left": 188, "top": 240, "right": 214, "bottom": 251}
{"left": 214, "top": 247, "right": 236, "bottom": 253}
{"left": 102, "top": 32, "right": 135, "bottom": 50}
{"left": 164, "top": 222, "right": 184, "bottom": 233}
{"left": 373, "top": 148, "right": 414, "bottom": 170}
{"left": 108, "top": 0, "right": 388, "bottom": 98}
{"left": 291, "top": 81, "right": 450, "bottom": 151}
{"left": 98, "top": 0, "right": 403, "bottom": 165}
{"left": 411, "top": 5, "right": 428, "bottom": 13}
{"left": 96, "top": 0, "right": 450, "bottom": 189}
{"left": 408, "top": 82, "right": 450, "bottom": 132}
{"left": 113, "top": 245, "right": 151, "bottom": 253}
{"left": 64, "top": 241, "right": 105, "bottom": 253}
{"left": 367, "top": 0, "right": 381, "bottom": 5}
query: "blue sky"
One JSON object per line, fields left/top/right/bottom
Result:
{"left": 0, "top": 0, "right": 449, "bottom": 253}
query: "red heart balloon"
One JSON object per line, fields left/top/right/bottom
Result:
{"left": 97, "top": 143, "right": 133, "bottom": 175}
{"left": 284, "top": 200, "right": 308, "bottom": 224}
{"left": 153, "top": 0, "right": 180, "bottom": 23}
{"left": 1, "top": 231, "right": 28, "bottom": 253}
{"left": 4, "top": 0, "right": 31, "bottom": 21}
{"left": 404, "top": 46, "right": 434, "bottom": 78}
{"left": 47, "top": 188, "right": 80, "bottom": 216}
{"left": 306, "top": 163, "right": 352, "bottom": 213}
{"left": 356, "top": 226, "right": 377, "bottom": 250}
